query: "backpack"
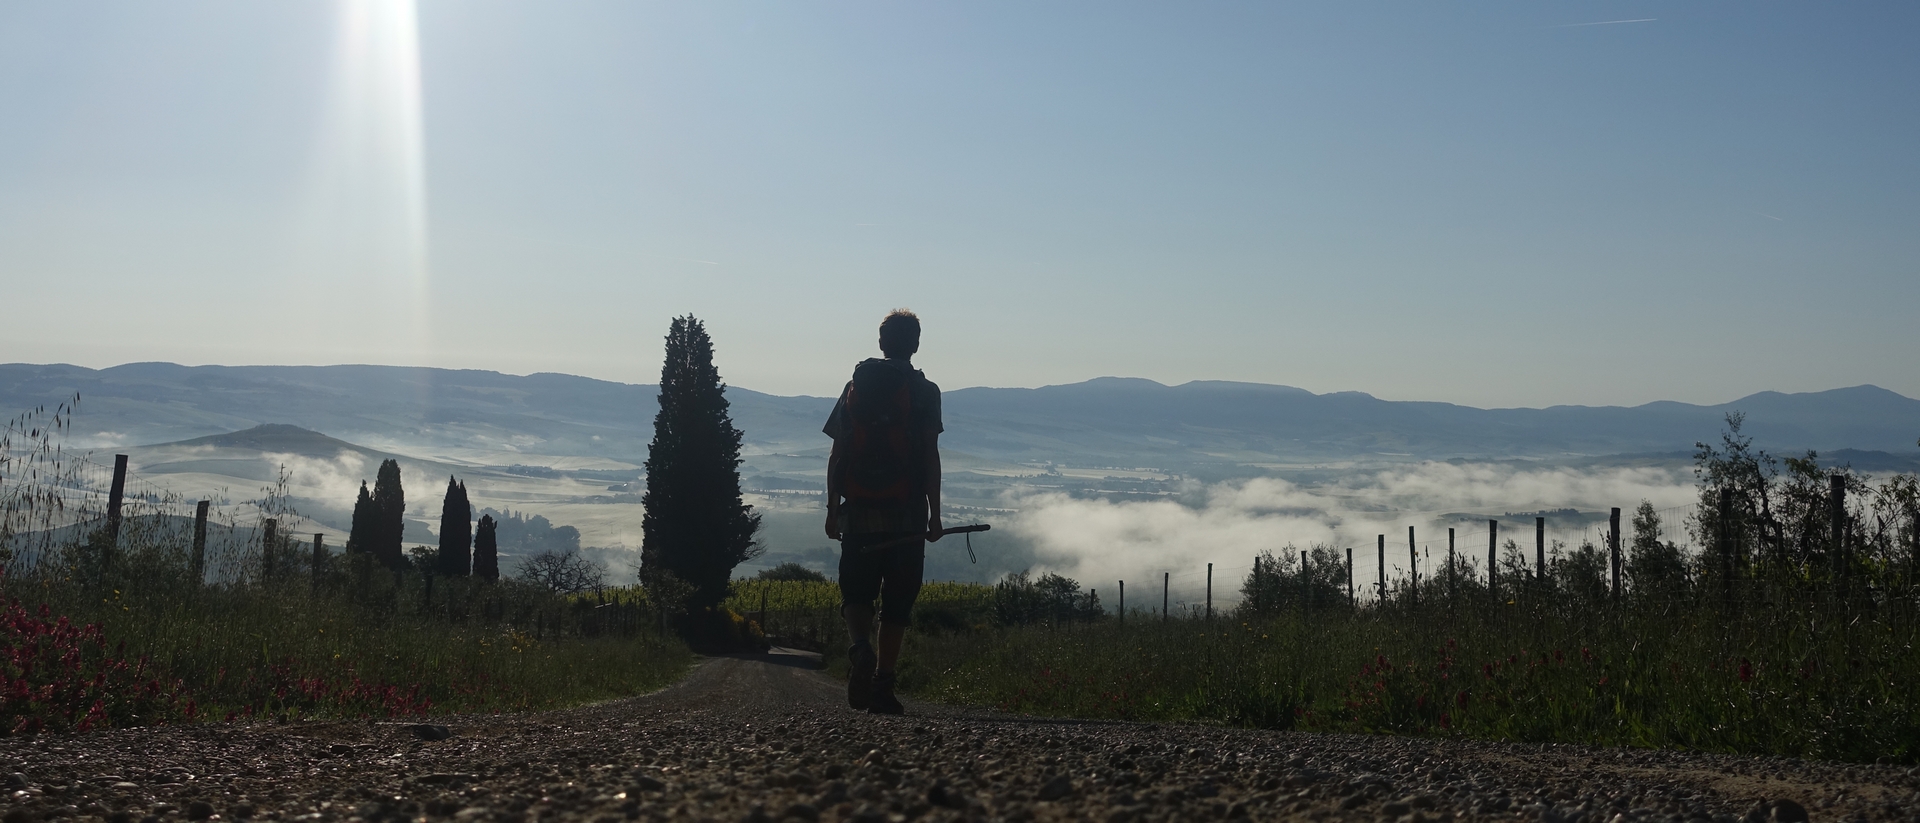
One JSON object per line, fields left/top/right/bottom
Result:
{"left": 839, "top": 359, "right": 924, "bottom": 507}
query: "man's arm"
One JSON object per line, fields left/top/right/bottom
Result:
{"left": 924, "top": 432, "right": 943, "bottom": 541}
{"left": 824, "top": 437, "right": 842, "bottom": 540}
{"left": 822, "top": 385, "right": 850, "bottom": 540}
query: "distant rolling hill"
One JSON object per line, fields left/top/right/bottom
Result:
{"left": 164, "top": 423, "right": 396, "bottom": 459}
{"left": 3, "top": 362, "right": 1917, "bottom": 470}
{"left": 940, "top": 378, "right": 1920, "bottom": 467}
{"left": 137, "top": 423, "right": 406, "bottom": 479}
{"left": 0, "top": 362, "right": 828, "bottom": 465}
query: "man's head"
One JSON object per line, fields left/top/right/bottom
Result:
{"left": 878, "top": 309, "right": 921, "bottom": 359}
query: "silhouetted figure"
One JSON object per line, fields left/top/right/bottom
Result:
{"left": 825, "top": 309, "right": 944, "bottom": 715}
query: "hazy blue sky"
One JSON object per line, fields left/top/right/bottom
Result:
{"left": 2, "top": 1, "right": 1915, "bottom": 407}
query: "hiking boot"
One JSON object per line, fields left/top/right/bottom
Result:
{"left": 846, "top": 643, "right": 877, "bottom": 710}
{"left": 868, "top": 670, "right": 904, "bottom": 715}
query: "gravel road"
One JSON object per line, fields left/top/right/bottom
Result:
{"left": 1, "top": 649, "right": 1914, "bottom": 823}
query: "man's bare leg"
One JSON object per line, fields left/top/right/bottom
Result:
{"left": 877, "top": 623, "right": 906, "bottom": 673}
{"left": 867, "top": 621, "right": 908, "bottom": 714}
{"left": 842, "top": 605, "right": 906, "bottom": 671}
{"left": 844, "top": 604, "right": 874, "bottom": 646}
{"left": 843, "top": 604, "right": 878, "bottom": 710}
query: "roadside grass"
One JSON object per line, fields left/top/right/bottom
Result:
{"left": 707, "top": 567, "right": 1920, "bottom": 764}
{"left": 721, "top": 579, "right": 994, "bottom": 652}
{"left": 722, "top": 579, "right": 991, "bottom": 621}
{"left": 0, "top": 402, "right": 693, "bottom": 734}
{"left": 893, "top": 594, "right": 1920, "bottom": 764}
{"left": 3, "top": 572, "right": 693, "bottom": 733}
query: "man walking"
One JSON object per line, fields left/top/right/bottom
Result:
{"left": 824, "top": 309, "right": 942, "bottom": 715}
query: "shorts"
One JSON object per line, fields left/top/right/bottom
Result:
{"left": 839, "top": 532, "right": 926, "bottom": 627}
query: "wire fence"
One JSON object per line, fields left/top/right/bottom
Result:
{"left": 1, "top": 443, "right": 294, "bottom": 588}
{"left": 0, "top": 400, "right": 664, "bottom": 643}
{"left": 1083, "top": 485, "right": 1920, "bottom": 618}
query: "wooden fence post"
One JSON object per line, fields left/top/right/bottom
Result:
{"left": 191, "top": 500, "right": 209, "bottom": 585}
{"left": 312, "top": 533, "right": 325, "bottom": 593}
{"left": 1446, "top": 527, "right": 1456, "bottom": 618}
{"left": 1162, "top": 572, "right": 1169, "bottom": 623}
{"left": 1119, "top": 580, "right": 1124, "bottom": 625}
{"left": 1447, "top": 528, "right": 1456, "bottom": 595}
{"left": 1205, "top": 563, "right": 1212, "bottom": 621}
{"left": 1299, "top": 548, "right": 1309, "bottom": 612}
{"left": 1377, "top": 534, "right": 1386, "bottom": 602}
{"left": 1535, "top": 516, "right": 1545, "bottom": 581}
{"left": 105, "top": 454, "right": 128, "bottom": 574}
{"left": 1830, "top": 473, "right": 1847, "bottom": 583}
{"left": 1407, "top": 526, "right": 1418, "bottom": 605}
{"left": 1609, "top": 507, "right": 1622, "bottom": 600}
{"left": 261, "top": 518, "right": 277, "bottom": 583}
{"left": 1344, "top": 548, "right": 1359, "bottom": 606}
{"left": 1488, "top": 519, "right": 1499, "bottom": 597}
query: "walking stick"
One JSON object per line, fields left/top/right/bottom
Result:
{"left": 857, "top": 524, "right": 991, "bottom": 563}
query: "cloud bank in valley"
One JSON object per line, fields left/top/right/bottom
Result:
{"left": 1005, "top": 462, "right": 1700, "bottom": 608}
{"left": 261, "top": 450, "right": 374, "bottom": 504}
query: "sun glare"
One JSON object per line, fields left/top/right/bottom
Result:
{"left": 307, "top": 0, "right": 430, "bottom": 359}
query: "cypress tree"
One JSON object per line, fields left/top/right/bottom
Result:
{"left": 371, "top": 458, "right": 406, "bottom": 569}
{"left": 473, "top": 514, "right": 499, "bottom": 581}
{"left": 639, "top": 315, "right": 762, "bottom": 611}
{"left": 346, "top": 481, "right": 377, "bottom": 555}
{"left": 437, "top": 476, "right": 472, "bottom": 576}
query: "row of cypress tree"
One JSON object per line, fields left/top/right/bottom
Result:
{"left": 345, "top": 459, "right": 407, "bottom": 568}
{"left": 338, "top": 314, "right": 762, "bottom": 605}
{"left": 345, "top": 462, "right": 499, "bottom": 579}
{"left": 437, "top": 476, "right": 502, "bottom": 579}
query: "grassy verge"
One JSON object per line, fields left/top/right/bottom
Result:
{"left": 708, "top": 572, "right": 1920, "bottom": 763}
{"left": 722, "top": 579, "right": 994, "bottom": 651}
{"left": 890, "top": 598, "right": 1920, "bottom": 764}
{"left": 724, "top": 545, "right": 1920, "bottom": 763}
{"left": 2, "top": 575, "right": 693, "bottom": 732}
{"left": 0, "top": 405, "right": 693, "bottom": 733}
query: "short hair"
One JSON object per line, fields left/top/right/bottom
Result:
{"left": 878, "top": 309, "right": 921, "bottom": 358}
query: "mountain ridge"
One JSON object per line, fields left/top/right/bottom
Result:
{"left": 3, "top": 362, "right": 1916, "bottom": 468}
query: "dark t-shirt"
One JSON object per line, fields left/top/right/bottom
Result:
{"left": 821, "top": 358, "right": 943, "bottom": 441}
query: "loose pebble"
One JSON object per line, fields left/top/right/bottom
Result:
{"left": 0, "top": 654, "right": 1907, "bottom": 822}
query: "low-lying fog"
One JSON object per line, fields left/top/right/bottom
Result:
{"left": 117, "top": 442, "right": 1714, "bottom": 607}
{"left": 746, "top": 461, "right": 1706, "bottom": 606}
{"left": 1000, "top": 462, "right": 1700, "bottom": 609}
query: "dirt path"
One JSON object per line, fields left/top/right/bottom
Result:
{"left": 0, "top": 649, "right": 1913, "bottom": 823}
